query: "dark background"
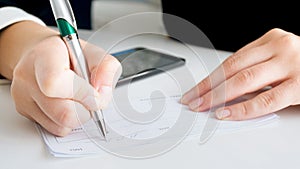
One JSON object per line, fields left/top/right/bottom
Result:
{"left": 1, "top": 0, "right": 300, "bottom": 52}
{"left": 0, "top": 0, "right": 92, "bottom": 29}
{"left": 161, "top": 0, "right": 300, "bottom": 52}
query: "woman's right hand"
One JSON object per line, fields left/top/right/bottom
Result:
{"left": 0, "top": 21, "right": 122, "bottom": 136}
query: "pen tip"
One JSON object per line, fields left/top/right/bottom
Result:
{"left": 96, "top": 120, "right": 107, "bottom": 141}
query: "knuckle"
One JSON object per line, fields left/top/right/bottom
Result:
{"left": 277, "top": 33, "right": 299, "bottom": 50}
{"left": 239, "top": 102, "right": 249, "bottom": 120}
{"left": 266, "top": 28, "right": 286, "bottom": 36}
{"left": 257, "top": 94, "right": 275, "bottom": 109}
{"left": 15, "top": 106, "right": 33, "bottom": 121}
{"left": 198, "top": 79, "right": 210, "bottom": 92}
{"left": 52, "top": 127, "right": 72, "bottom": 137}
{"left": 12, "top": 66, "right": 24, "bottom": 80}
{"left": 235, "top": 69, "right": 255, "bottom": 85}
{"left": 10, "top": 79, "right": 26, "bottom": 100}
{"left": 223, "top": 56, "right": 239, "bottom": 76}
{"left": 57, "top": 108, "right": 77, "bottom": 128}
{"left": 235, "top": 102, "right": 249, "bottom": 120}
{"left": 266, "top": 30, "right": 300, "bottom": 57}
{"left": 10, "top": 82, "right": 18, "bottom": 99}
{"left": 15, "top": 106, "right": 25, "bottom": 116}
{"left": 12, "top": 66, "right": 29, "bottom": 86}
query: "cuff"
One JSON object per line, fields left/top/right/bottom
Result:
{"left": 0, "top": 6, "right": 46, "bottom": 30}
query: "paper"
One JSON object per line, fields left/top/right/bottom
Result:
{"left": 36, "top": 94, "right": 279, "bottom": 157}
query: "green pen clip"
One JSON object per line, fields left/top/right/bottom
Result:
{"left": 56, "top": 18, "right": 76, "bottom": 37}
{"left": 50, "top": 0, "right": 78, "bottom": 37}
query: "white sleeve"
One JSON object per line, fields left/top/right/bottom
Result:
{"left": 0, "top": 6, "right": 46, "bottom": 30}
{"left": 0, "top": 6, "right": 46, "bottom": 84}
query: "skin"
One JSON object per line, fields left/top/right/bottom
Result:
{"left": 1, "top": 21, "right": 299, "bottom": 135}
{"left": 0, "top": 21, "right": 122, "bottom": 136}
{"left": 181, "top": 28, "right": 300, "bottom": 121}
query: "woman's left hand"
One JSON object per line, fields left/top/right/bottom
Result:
{"left": 181, "top": 28, "right": 300, "bottom": 120}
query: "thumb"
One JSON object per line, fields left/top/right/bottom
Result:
{"left": 36, "top": 69, "right": 103, "bottom": 111}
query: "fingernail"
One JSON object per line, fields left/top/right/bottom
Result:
{"left": 181, "top": 91, "right": 195, "bottom": 104}
{"left": 216, "top": 109, "right": 231, "bottom": 119}
{"left": 188, "top": 97, "right": 203, "bottom": 110}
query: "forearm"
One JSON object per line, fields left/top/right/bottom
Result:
{"left": 0, "top": 21, "right": 60, "bottom": 79}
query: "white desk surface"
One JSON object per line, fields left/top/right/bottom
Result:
{"left": 1, "top": 28, "right": 300, "bottom": 169}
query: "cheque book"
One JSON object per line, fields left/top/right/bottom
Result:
{"left": 36, "top": 94, "right": 279, "bottom": 158}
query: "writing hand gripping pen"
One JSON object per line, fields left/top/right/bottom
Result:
{"left": 49, "top": 0, "right": 107, "bottom": 139}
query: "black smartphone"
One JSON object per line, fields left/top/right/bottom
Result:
{"left": 111, "top": 47, "right": 186, "bottom": 86}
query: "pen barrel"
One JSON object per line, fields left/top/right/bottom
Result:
{"left": 64, "top": 34, "right": 107, "bottom": 137}
{"left": 64, "top": 34, "right": 90, "bottom": 82}
{"left": 50, "top": 0, "right": 77, "bottom": 29}
{"left": 50, "top": 0, "right": 107, "bottom": 139}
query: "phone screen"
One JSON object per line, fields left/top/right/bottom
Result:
{"left": 111, "top": 47, "right": 185, "bottom": 85}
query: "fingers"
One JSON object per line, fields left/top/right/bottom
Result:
{"left": 91, "top": 55, "right": 122, "bottom": 105}
{"left": 91, "top": 55, "right": 122, "bottom": 89}
{"left": 32, "top": 41, "right": 103, "bottom": 111}
{"left": 11, "top": 77, "right": 77, "bottom": 136}
{"left": 80, "top": 41, "right": 122, "bottom": 90}
{"left": 10, "top": 36, "right": 121, "bottom": 136}
{"left": 180, "top": 28, "right": 290, "bottom": 106}
{"left": 81, "top": 41, "right": 122, "bottom": 108}
{"left": 180, "top": 28, "right": 298, "bottom": 121}
{"left": 215, "top": 79, "right": 295, "bottom": 120}
{"left": 32, "top": 95, "right": 90, "bottom": 129}
{"left": 35, "top": 68, "right": 102, "bottom": 111}
{"left": 181, "top": 43, "right": 273, "bottom": 105}
{"left": 189, "top": 59, "right": 287, "bottom": 112}
{"left": 238, "top": 28, "right": 290, "bottom": 53}
{"left": 28, "top": 101, "right": 73, "bottom": 137}
{"left": 13, "top": 96, "right": 72, "bottom": 136}
{"left": 34, "top": 40, "right": 121, "bottom": 111}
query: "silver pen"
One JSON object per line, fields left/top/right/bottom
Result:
{"left": 49, "top": 0, "right": 107, "bottom": 139}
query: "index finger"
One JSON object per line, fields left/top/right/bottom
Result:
{"left": 80, "top": 41, "right": 122, "bottom": 90}
{"left": 181, "top": 39, "right": 274, "bottom": 105}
